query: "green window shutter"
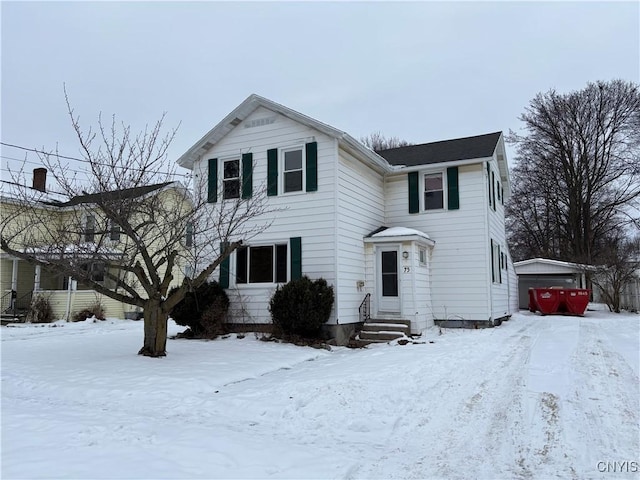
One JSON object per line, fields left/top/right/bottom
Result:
{"left": 267, "top": 149, "right": 278, "bottom": 196}
{"left": 241, "top": 153, "right": 253, "bottom": 199}
{"left": 486, "top": 162, "right": 492, "bottom": 208}
{"left": 447, "top": 166, "right": 459, "bottom": 210}
{"left": 408, "top": 172, "right": 419, "bottom": 214}
{"left": 290, "top": 237, "right": 302, "bottom": 280}
{"left": 208, "top": 158, "right": 218, "bottom": 203}
{"left": 219, "top": 242, "right": 230, "bottom": 288}
{"left": 490, "top": 239, "right": 495, "bottom": 283}
{"left": 491, "top": 171, "right": 496, "bottom": 211}
{"left": 305, "top": 142, "right": 318, "bottom": 192}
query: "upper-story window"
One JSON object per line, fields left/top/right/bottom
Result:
{"left": 283, "top": 148, "right": 304, "bottom": 193}
{"left": 185, "top": 222, "right": 194, "bottom": 247}
{"left": 424, "top": 173, "right": 444, "bottom": 210}
{"left": 85, "top": 215, "right": 95, "bottom": 243}
{"left": 223, "top": 159, "right": 240, "bottom": 199}
{"left": 109, "top": 221, "right": 120, "bottom": 242}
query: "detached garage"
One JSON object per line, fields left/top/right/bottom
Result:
{"left": 514, "top": 258, "right": 591, "bottom": 309}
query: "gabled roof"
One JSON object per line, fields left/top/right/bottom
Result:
{"left": 176, "top": 94, "right": 390, "bottom": 173}
{"left": 377, "top": 132, "right": 502, "bottom": 167}
{"left": 49, "top": 182, "right": 174, "bottom": 207}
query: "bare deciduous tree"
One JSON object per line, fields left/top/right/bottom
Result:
{"left": 507, "top": 79, "right": 640, "bottom": 264}
{"left": 360, "top": 131, "right": 412, "bottom": 152}
{"left": 590, "top": 236, "right": 640, "bottom": 313}
{"left": 1, "top": 91, "right": 273, "bottom": 357}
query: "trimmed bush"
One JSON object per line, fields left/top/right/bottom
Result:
{"left": 26, "top": 295, "right": 55, "bottom": 324}
{"left": 72, "top": 301, "right": 106, "bottom": 322}
{"left": 269, "top": 276, "right": 334, "bottom": 338}
{"left": 169, "top": 281, "right": 229, "bottom": 337}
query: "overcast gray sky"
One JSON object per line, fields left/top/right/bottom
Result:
{"left": 2, "top": 1, "right": 638, "bottom": 185}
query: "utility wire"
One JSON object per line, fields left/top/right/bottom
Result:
{"left": 1, "top": 142, "right": 191, "bottom": 179}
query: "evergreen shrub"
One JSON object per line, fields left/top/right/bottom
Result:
{"left": 269, "top": 276, "right": 334, "bottom": 338}
{"left": 169, "top": 281, "right": 229, "bottom": 337}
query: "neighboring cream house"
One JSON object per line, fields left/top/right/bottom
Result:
{"left": 177, "top": 94, "right": 519, "bottom": 343}
{"left": 1, "top": 170, "right": 192, "bottom": 321}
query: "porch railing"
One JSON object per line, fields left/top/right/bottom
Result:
{"left": 1, "top": 290, "right": 32, "bottom": 316}
{"left": 359, "top": 293, "right": 371, "bottom": 323}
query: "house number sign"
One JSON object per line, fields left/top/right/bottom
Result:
{"left": 404, "top": 267, "right": 410, "bottom": 273}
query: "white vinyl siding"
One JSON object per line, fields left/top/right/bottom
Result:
{"left": 385, "top": 163, "right": 490, "bottom": 321}
{"left": 336, "top": 148, "right": 385, "bottom": 325}
{"left": 194, "top": 107, "right": 338, "bottom": 324}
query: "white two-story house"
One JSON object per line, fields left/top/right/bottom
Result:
{"left": 177, "top": 94, "right": 518, "bottom": 343}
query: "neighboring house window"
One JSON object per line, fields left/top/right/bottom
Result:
{"left": 85, "top": 215, "right": 95, "bottom": 243}
{"left": 424, "top": 173, "right": 444, "bottom": 210}
{"left": 185, "top": 222, "right": 194, "bottom": 247}
{"left": 109, "top": 221, "right": 120, "bottom": 241}
{"left": 223, "top": 159, "right": 240, "bottom": 199}
{"left": 283, "top": 148, "right": 303, "bottom": 193}
{"left": 81, "top": 262, "right": 105, "bottom": 283}
{"left": 236, "top": 244, "right": 288, "bottom": 284}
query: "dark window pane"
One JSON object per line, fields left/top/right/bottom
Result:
{"left": 382, "top": 274, "right": 398, "bottom": 297}
{"left": 284, "top": 150, "right": 302, "bottom": 170}
{"left": 381, "top": 251, "right": 397, "bottom": 273}
{"left": 236, "top": 247, "right": 247, "bottom": 284}
{"left": 110, "top": 224, "right": 120, "bottom": 241}
{"left": 249, "top": 246, "right": 273, "bottom": 283}
{"left": 224, "top": 179, "right": 240, "bottom": 199}
{"left": 284, "top": 171, "right": 303, "bottom": 192}
{"left": 223, "top": 160, "right": 239, "bottom": 179}
{"left": 275, "top": 244, "right": 287, "bottom": 283}
{"left": 424, "top": 174, "right": 442, "bottom": 190}
{"left": 425, "top": 191, "right": 444, "bottom": 210}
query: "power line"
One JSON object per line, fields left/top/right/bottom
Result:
{"left": 1, "top": 142, "right": 191, "bottom": 179}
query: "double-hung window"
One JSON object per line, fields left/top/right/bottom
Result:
{"left": 236, "top": 244, "right": 288, "bottom": 284}
{"left": 283, "top": 148, "right": 303, "bottom": 193}
{"left": 424, "top": 173, "right": 444, "bottom": 210}
{"left": 223, "top": 159, "right": 240, "bottom": 199}
{"left": 85, "top": 215, "right": 96, "bottom": 243}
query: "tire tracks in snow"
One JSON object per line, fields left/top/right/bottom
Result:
{"left": 350, "top": 319, "right": 539, "bottom": 480}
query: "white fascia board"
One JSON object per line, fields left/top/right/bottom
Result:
{"left": 364, "top": 234, "right": 435, "bottom": 247}
{"left": 388, "top": 156, "right": 495, "bottom": 174}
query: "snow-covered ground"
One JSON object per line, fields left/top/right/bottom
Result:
{"left": 2, "top": 309, "right": 639, "bottom": 479}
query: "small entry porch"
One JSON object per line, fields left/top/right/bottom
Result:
{"left": 362, "top": 226, "right": 435, "bottom": 337}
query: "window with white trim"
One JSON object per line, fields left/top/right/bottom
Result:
{"left": 283, "top": 147, "right": 304, "bottom": 193}
{"left": 491, "top": 241, "right": 502, "bottom": 284}
{"left": 236, "top": 244, "right": 288, "bottom": 284}
{"left": 419, "top": 247, "right": 427, "bottom": 265}
{"left": 424, "top": 173, "right": 444, "bottom": 210}
{"left": 223, "top": 159, "right": 240, "bottom": 199}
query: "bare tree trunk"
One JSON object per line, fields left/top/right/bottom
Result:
{"left": 138, "top": 298, "right": 168, "bottom": 357}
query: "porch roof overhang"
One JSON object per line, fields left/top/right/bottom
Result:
{"left": 364, "top": 226, "right": 435, "bottom": 247}
{"left": 11, "top": 244, "right": 125, "bottom": 263}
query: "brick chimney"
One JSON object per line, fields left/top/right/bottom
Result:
{"left": 33, "top": 168, "right": 47, "bottom": 192}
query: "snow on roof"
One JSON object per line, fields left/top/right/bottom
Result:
{"left": 371, "top": 226, "right": 431, "bottom": 240}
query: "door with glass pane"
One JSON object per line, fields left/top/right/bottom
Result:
{"left": 376, "top": 246, "right": 400, "bottom": 313}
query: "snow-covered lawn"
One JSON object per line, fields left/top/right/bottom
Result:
{"left": 2, "top": 309, "right": 638, "bottom": 479}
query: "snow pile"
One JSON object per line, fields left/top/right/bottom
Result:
{"left": 2, "top": 311, "right": 639, "bottom": 479}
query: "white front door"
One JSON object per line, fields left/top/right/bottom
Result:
{"left": 376, "top": 246, "right": 401, "bottom": 314}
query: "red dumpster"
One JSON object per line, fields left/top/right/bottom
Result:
{"left": 564, "top": 289, "right": 591, "bottom": 315}
{"left": 528, "top": 288, "right": 561, "bottom": 315}
{"left": 528, "top": 288, "right": 591, "bottom": 316}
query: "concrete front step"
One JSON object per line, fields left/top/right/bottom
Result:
{"left": 356, "top": 318, "right": 411, "bottom": 345}
{"left": 359, "top": 330, "right": 406, "bottom": 342}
